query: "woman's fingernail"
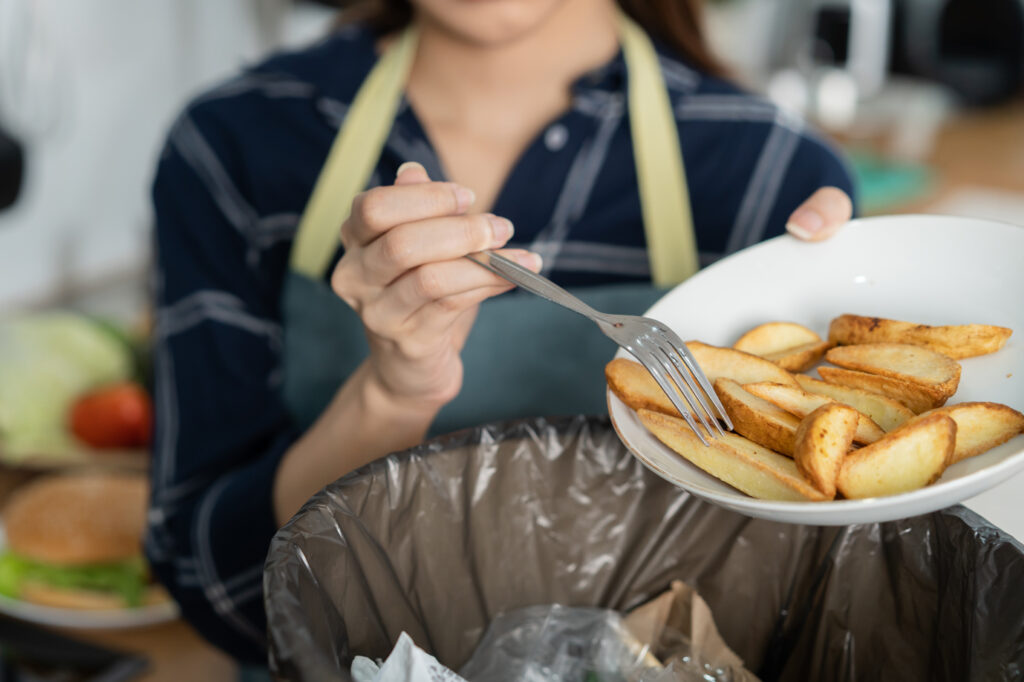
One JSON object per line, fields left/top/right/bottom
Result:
{"left": 396, "top": 161, "right": 424, "bottom": 178}
{"left": 514, "top": 252, "right": 542, "bottom": 271}
{"left": 786, "top": 208, "right": 825, "bottom": 240}
{"left": 487, "top": 215, "right": 513, "bottom": 244}
{"left": 455, "top": 186, "right": 476, "bottom": 212}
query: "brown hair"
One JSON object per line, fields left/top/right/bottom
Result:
{"left": 334, "top": 0, "right": 724, "bottom": 76}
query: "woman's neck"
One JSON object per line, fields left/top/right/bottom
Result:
{"left": 400, "top": 0, "right": 620, "bottom": 211}
{"left": 407, "top": 0, "right": 620, "bottom": 125}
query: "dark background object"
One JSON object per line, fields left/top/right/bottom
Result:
{"left": 265, "top": 416, "right": 1024, "bottom": 682}
{"left": 895, "top": 0, "right": 1024, "bottom": 104}
{"left": 0, "top": 614, "right": 147, "bottom": 681}
{"left": 0, "top": 124, "right": 24, "bottom": 212}
{"left": 814, "top": 0, "right": 1024, "bottom": 105}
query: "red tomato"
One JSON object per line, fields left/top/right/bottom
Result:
{"left": 69, "top": 383, "right": 153, "bottom": 449}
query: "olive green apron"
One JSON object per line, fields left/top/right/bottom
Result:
{"left": 282, "top": 14, "right": 699, "bottom": 436}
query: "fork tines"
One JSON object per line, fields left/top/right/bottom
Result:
{"left": 634, "top": 329, "right": 731, "bottom": 446}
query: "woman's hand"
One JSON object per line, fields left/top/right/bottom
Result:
{"left": 785, "top": 187, "right": 854, "bottom": 241}
{"left": 330, "top": 162, "right": 541, "bottom": 410}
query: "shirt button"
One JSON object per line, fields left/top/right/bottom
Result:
{"left": 544, "top": 124, "right": 568, "bottom": 152}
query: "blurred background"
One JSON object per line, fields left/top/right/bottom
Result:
{"left": 0, "top": 0, "right": 1021, "bottom": 679}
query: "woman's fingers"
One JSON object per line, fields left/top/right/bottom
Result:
{"left": 362, "top": 249, "right": 541, "bottom": 338}
{"left": 786, "top": 187, "right": 853, "bottom": 242}
{"left": 362, "top": 213, "right": 514, "bottom": 284}
{"left": 342, "top": 181, "right": 476, "bottom": 247}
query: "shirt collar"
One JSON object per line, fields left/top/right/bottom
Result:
{"left": 571, "top": 49, "right": 628, "bottom": 97}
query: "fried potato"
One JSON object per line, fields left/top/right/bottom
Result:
{"left": 606, "top": 357, "right": 681, "bottom": 417}
{"left": 825, "top": 343, "right": 961, "bottom": 399}
{"left": 793, "top": 404, "right": 859, "bottom": 498}
{"left": 763, "top": 340, "right": 832, "bottom": 373}
{"left": 828, "top": 314, "right": 1012, "bottom": 359}
{"left": 836, "top": 413, "right": 956, "bottom": 499}
{"left": 744, "top": 382, "right": 884, "bottom": 444}
{"left": 734, "top": 322, "right": 822, "bottom": 355}
{"left": 732, "top": 322, "right": 830, "bottom": 373}
{"left": 917, "top": 402, "right": 1024, "bottom": 464}
{"left": 638, "top": 409, "right": 828, "bottom": 501}
{"left": 817, "top": 366, "right": 948, "bottom": 413}
{"left": 714, "top": 378, "right": 799, "bottom": 455}
{"left": 687, "top": 341, "right": 799, "bottom": 387}
{"left": 794, "top": 374, "right": 915, "bottom": 432}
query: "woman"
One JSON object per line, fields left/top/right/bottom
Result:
{"left": 147, "top": 0, "right": 854, "bottom": 664}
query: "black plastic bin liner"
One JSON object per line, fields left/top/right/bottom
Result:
{"left": 265, "top": 416, "right": 1024, "bottom": 681}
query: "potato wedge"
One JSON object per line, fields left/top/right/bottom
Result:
{"left": 686, "top": 341, "right": 799, "bottom": 387}
{"left": 734, "top": 322, "right": 821, "bottom": 355}
{"left": 817, "top": 366, "right": 948, "bottom": 413}
{"left": 836, "top": 413, "right": 955, "bottom": 499}
{"left": 794, "top": 404, "right": 859, "bottom": 498}
{"left": 825, "top": 343, "right": 961, "bottom": 399}
{"left": 744, "top": 382, "right": 884, "bottom": 444}
{"left": 638, "top": 409, "right": 827, "bottom": 501}
{"left": 606, "top": 358, "right": 680, "bottom": 416}
{"left": 794, "top": 374, "right": 915, "bottom": 432}
{"left": 917, "top": 402, "right": 1024, "bottom": 464}
{"left": 763, "top": 340, "right": 832, "bottom": 373}
{"left": 714, "top": 378, "right": 799, "bottom": 455}
{"left": 828, "top": 314, "right": 1012, "bottom": 359}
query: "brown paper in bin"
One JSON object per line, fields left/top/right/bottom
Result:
{"left": 624, "top": 580, "right": 761, "bottom": 681}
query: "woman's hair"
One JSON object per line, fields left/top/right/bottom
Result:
{"left": 334, "top": 0, "right": 724, "bottom": 76}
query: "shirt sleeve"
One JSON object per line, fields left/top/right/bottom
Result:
{"left": 729, "top": 119, "right": 858, "bottom": 251}
{"left": 146, "top": 107, "right": 300, "bottom": 664}
{"left": 760, "top": 127, "right": 858, "bottom": 240}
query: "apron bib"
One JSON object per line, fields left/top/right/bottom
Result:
{"left": 283, "top": 14, "right": 698, "bottom": 436}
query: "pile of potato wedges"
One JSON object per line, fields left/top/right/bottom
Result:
{"left": 607, "top": 314, "right": 1023, "bottom": 501}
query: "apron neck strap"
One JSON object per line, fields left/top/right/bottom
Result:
{"left": 289, "top": 14, "right": 698, "bottom": 287}
{"left": 290, "top": 27, "right": 419, "bottom": 279}
{"left": 618, "top": 13, "right": 699, "bottom": 285}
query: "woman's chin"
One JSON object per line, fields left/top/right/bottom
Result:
{"left": 414, "top": 0, "right": 567, "bottom": 46}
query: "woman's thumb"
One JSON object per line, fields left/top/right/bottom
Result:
{"left": 394, "top": 161, "right": 430, "bottom": 185}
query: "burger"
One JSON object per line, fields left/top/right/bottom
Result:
{"left": 0, "top": 471, "right": 170, "bottom": 609}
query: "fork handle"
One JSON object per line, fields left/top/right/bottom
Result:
{"left": 465, "top": 251, "right": 602, "bottom": 322}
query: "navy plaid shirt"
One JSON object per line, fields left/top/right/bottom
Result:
{"left": 148, "top": 23, "right": 855, "bottom": 662}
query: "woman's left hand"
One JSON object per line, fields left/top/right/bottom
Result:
{"left": 785, "top": 187, "right": 853, "bottom": 241}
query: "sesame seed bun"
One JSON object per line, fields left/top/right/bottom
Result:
{"left": 3, "top": 471, "right": 148, "bottom": 565}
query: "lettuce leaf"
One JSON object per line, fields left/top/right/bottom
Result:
{"left": 0, "top": 551, "right": 147, "bottom": 607}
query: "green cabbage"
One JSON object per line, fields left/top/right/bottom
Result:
{"left": 0, "top": 313, "right": 134, "bottom": 460}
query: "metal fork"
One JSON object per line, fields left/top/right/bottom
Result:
{"left": 466, "top": 250, "right": 733, "bottom": 444}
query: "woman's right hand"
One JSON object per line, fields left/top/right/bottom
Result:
{"left": 330, "top": 162, "right": 541, "bottom": 411}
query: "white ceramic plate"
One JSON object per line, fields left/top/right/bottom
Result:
{"left": 608, "top": 215, "right": 1024, "bottom": 525}
{"left": 0, "top": 523, "right": 178, "bottom": 629}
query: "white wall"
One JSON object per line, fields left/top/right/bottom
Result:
{"left": 0, "top": 0, "right": 333, "bottom": 308}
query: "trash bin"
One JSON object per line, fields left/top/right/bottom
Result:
{"left": 264, "top": 416, "right": 1024, "bottom": 681}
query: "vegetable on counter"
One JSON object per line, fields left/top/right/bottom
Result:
{"left": 0, "top": 313, "right": 143, "bottom": 460}
{"left": 70, "top": 382, "right": 152, "bottom": 449}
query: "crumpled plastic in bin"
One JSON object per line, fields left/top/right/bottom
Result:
{"left": 458, "top": 604, "right": 741, "bottom": 682}
{"left": 265, "top": 416, "right": 1024, "bottom": 681}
